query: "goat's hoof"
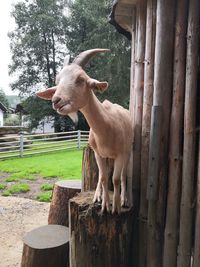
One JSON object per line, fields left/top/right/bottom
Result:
{"left": 93, "top": 193, "right": 102, "bottom": 203}
{"left": 121, "top": 197, "right": 129, "bottom": 208}
{"left": 112, "top": 203, "right": 121, "bottom": 214}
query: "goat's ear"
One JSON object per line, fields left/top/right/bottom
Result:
{"left": 36, "top": 86, "right": 57, "bottom": 100}
{"left": 87, "top": 78, "right": 108, "bottom": 92}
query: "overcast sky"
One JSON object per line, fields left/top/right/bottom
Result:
{"left": 0, "top": 0, "right": 17, "bottom": 95}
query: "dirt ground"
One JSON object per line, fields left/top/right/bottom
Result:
{"left": 0, "top": 196, "right": 50, "bottom": 267}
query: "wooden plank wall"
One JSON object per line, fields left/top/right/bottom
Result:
{"left": 129, "top": 0, "right": 200, "bottom": 266}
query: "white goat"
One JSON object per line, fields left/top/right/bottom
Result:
{"left": 36, "top": 49, "right": 133, "bottom": 214}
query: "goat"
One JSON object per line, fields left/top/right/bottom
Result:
{"left": 36, "top": 49, "right": 133, "bottom": 214}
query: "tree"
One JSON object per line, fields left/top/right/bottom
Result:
{"left": 65, "top": 0, "right": 131, "bottom": 107}
{"left": 0, "top": 89, "right": 9, "bottom": 108}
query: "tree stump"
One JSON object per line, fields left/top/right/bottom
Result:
{"left": 48, "top": 180, "right": 81, "bottom": 227}
{"left": 21, "top": 225, "right": 69, "bottom": 267}
{"left": 82, "top": 145, "right": 114, "bottom": 191}
{"left": 69, "top": 192, "right": 134, "bottom": 267}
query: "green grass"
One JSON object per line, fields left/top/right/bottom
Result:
{"left": 8, "top": 183, "right": 30, "bottom": 194}
{"left": 5, "top": 172, "right": 36, "bottom": 182}
{"left": 37, "top": 191, "right": 52, "bottom": 202}
{"left": 0, "top": 183, "right": 6, "bottom": 190}
{"left": 40, "top": 184, "right": 54, "bottom": 191}
{"left": 0, "top": 150, "right": 83, "bottom": 180}
{"left": 2, "top": 190, "right": 11, "bottom": 196}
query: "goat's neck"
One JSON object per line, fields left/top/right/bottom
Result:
{"left": 80, "top": 91, "right": 108, "bottom": 134}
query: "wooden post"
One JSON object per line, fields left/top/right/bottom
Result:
{"left": 82, "top": 145, "right": 99, "bottom": 191}
{"left": 146, "top": 0, "right": 175, "bottom": 266}
{"left": 131, "top": 1, "right": 146, "bottom": 266}
{"left": 139, "top": 1, "right": 156, "bottom": 265}
{"left": 163, "top": 1, "right": 188, "bottom": 267}
{"left": 82, "top": 145, "right": 113, "bottom": 192}
{"left": 69, "top": 192, "right": 134, "bottom": 267}
{"left": 177, "top": 0, "right": 200, "bottom": 266}
{"left": 48, "top": 180, "right": 81, "bottom": 227}
{"left": 21, "top": 225, "right": 69, "bottom": 267}
{"left": 193, "top": 135, "right": 200, "bottom": 267}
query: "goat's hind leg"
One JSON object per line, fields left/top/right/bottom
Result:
{"left": 93, "top": 153, "right": 110, "bottom": 212}
{"left": 121, "top": 156, "right": 130, "bottom": 207}
{"left": 112, "top": 157, "right": 124, "bottom": 214}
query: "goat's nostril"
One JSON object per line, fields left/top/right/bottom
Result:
{"left": 52, "top": 96, "right": 61, "bottom": 105}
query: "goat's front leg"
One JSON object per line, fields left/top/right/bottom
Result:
{"left": 93, "top": 153, "right": 110, "bottom": 212}
{"left": 112, "top": 157, "right": 123, "bottom": 214}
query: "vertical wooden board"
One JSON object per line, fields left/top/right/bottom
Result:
{"left": 193, "top": 135, "right": 200, "bottom": 267}
{"left": 147, "top": 105, "right": 162, "bottom": 200}
{"left": 177, "top": 0, "right": 200, "bottom": 266}
{"left": 163, "top": 1, "right": 188, "bottom": 267}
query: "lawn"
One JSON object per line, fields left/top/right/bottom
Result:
{"left": 0, "top": 149, "right": 83, "bottom": 201}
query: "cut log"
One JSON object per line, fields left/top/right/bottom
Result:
{"left": 82, "top": 145, "right": 99, "bottom": 191}
{"left": 69, "top": 191, "right": 134, "bottom": 267}
{"left": 82, "top": 145, "right": 114, "bottom": 191}
{"left": 21, "top": 225, "right": 69, "bottom": 267}
{"left": 163, "top": 1, "right": 188, "bottom": 267}
{"left": 177, "top": 0, "right": 200, "bottom": 266}
{"left": 48, "top": 180, "right": 81, "bottom": 227}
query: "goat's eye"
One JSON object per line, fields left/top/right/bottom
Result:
{"left": 75, "top": 76, "right": 85, "bottom": 85}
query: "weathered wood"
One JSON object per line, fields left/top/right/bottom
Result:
{"left": 193, "top": 135, "right": 200, "bottom": 267}
{"left": 69, "top": 192, "right": 134, "bottom": 267}
{"left": 82, "top": 145, "right": 113, "bottom": 191}
{"left": 82, "top": 145, "right": 98, "bottom": 191}
{"left": 177, "top": 1, "right": 200, "bottom": 266}
{"left": 21, "top": 225, "right": 69, "bottom": 267}
{"left": 163, "top": 1, "right": 188, "bottom": 267}
{"left": 48, "top": 180, "right": 81, "bottom": 227}
{"left": 147, "top": 0, "right": 176, "bottom": 266}
{"left": 131, "top": 2, "right": 146, "bottom": 266}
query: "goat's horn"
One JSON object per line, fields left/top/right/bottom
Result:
{"left": 72, "top": 48, "right": 110, "bottom": 67}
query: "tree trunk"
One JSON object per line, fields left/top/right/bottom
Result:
{"left": 48, "top": 180, "right": 81, "bottom": 227}
{"left": 82, "top": 145, "right": 113, "bottom": 192}
{"left": 131, "top": 2, "right": 146, "bottom": 266}
{"left": 193, "top": 134, "right": 200, "bottom": 267}
{"left": 139, "top": 0, "right": 156, "bottom": 264}
{"left": 21, "top": 225, "right": 69, "bottom": 267}
{"left": 177, "top": 1, "right": 200, "bottom": 266}
{"left": 69, "top": 192, "right": 134, "bottom": 267}
{"left": 163, "top": 1, "right": 188, "bottom": 267}
{"left": 146, "top": 0, "right": 176, "bottom": 266}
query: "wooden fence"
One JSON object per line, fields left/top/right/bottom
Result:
{"left": 0, "top": 130, "right": 89, "bottom": 159}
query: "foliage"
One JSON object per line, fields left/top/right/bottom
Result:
{"left": 40, "top": 183, "right": 54, "bottom": 191}
{"left": 65, "top": 0, "right": 131, "bottom": 107}
{"left": 0, "top": 184, "right": 6, "bottom": 190}
{"left": 7, "top": 183, "right": 30, "bottom": 194}
{"left": 4, "top": 114, "right": 20, "bottom": 126}
{"left": 37, "top": 191, "right": 52, "bottom": 202}
{"left": 0, "top": 150, "right": 83, "bottom": 179}
{"left": 0, "top": 89, "right": 9, "bottom": 108}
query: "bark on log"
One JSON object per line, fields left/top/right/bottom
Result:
{"left": 147, "top": 0, "right": 175, "bottom": 266}
{"left": 21, "top": 225, "right": 69, "bottom": 267}
{"left": 69, "top": 192, "right": 134, "bottom": 267}
{"left": 82, "top": 145, "right": 113, "bottom": 192}
{"left": 163, "top": 1, "right": 188, "bottom": 267}
{"left": 139, "top": 2, "right": 156, "bottom": 265}
{"left": 131, "top": 2, "right": 146, "bottom": 266}
{"left": 193, "top": 135, "right": 200, "bottom": 267}
{"left": 82, "top": 145, "right": 98, "bottom": 191}
{"left": 48, "top": 180, "right": 81, "bottom": 227}
{"left": 177, "top": 1, "right": 200, "bottom": 266}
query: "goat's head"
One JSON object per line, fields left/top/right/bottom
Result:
{"left": 36, "top": 49, "right": 109, "bottom": 123}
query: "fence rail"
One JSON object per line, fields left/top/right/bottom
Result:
{"left": 0, "top": 130, "right": 89, "bottom": 159}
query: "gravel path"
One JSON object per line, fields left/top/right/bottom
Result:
{"left": 0, "top": 197, "right": 50, "bottom": 267}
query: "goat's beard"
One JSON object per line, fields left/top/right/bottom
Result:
{"left": 67, "top": 112, "right": 78, "bottom": 125}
